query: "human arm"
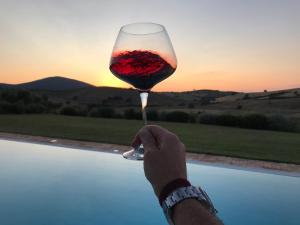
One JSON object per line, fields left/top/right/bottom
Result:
{"left": 131, "top": 125, "right": 222, "bottom": 225}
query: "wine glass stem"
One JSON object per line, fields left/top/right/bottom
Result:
{"left": 140, "top": 92, "right": 148, "bottom": 126}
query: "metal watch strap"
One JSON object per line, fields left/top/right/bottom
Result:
{"left": 162, "top": 186, "right": 218, "bottom": 225}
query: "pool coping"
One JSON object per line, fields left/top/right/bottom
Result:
{"left": 0, "top": 132, "right": 299, "bottom": 175}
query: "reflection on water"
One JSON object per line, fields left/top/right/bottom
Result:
{"left": 0, "top": 140, "right": 299, "bottom": 225}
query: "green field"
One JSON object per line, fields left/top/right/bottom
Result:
{"left": 0, "top": 114, "right": 299, "bottom": 164}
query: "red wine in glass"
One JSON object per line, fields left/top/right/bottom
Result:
{"left": 110, "top": 50, "right": 176, "bottom": 91}
{"left": 109, "top": 23, "right": 177, "bottom": 160}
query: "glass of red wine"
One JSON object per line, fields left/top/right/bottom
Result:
{"left": 109, "top": 22, "right": 177, "bottom": 160}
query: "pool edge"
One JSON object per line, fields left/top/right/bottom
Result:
{"left": 0, "top": 131, "right": 299, "bottom": 176}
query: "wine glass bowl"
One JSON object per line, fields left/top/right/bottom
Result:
{"left": 109, "top": 22, "right": 177, "bottom": 160}
{"left": 110, "top": 50, "right": 176, "bottom": 91}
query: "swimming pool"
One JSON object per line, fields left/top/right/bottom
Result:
{"left": 0, "top": 139, "right": 299, "bottom": 225}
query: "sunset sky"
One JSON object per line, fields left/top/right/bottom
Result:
{"left": 0, "top": 0, "right": 299, "bottom": 92}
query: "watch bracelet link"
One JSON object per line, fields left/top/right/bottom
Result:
{"left": 164, "top": 186, "right": 217, "bottom": 214}
{"left": 162, "top": 185, "right": 218, "bottom": 225}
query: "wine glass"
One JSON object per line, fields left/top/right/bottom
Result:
{"left": 109, "top": 22, "right": 177, "bottom": 160}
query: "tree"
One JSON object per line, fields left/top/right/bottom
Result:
{"left": 164, "top": 111, "right": 190, "bottom": 123}
{"left": 188, "top": 103, "right": 195, "bottom": 109}
{"left": 124, "top": 108, "right": 140, "bottom": 120}
{"left": 89, "top": 107, "right": 115, "bottom": 118}
{"left": 243, "top": 94, "right": 249, "bottom": 100}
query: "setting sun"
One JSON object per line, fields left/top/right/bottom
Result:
{"left": 100, "top": 72, "right": 128, "bottom": 88}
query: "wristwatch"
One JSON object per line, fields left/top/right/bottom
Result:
{"left": 161, "top": 185, "right": 218, "bottom": 225}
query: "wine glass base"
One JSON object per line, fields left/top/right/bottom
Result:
{"left": 123, "top": 145, "right": 144, "bottom": 160}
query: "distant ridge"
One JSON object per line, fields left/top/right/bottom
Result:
{"left": 0, "top": 76, "right": 299, "bottom": 110}
{"left": 0, "top": 76, "right": 94, "bottom": 91}
{"left": 1, "top": 76, "right": 299, "bottom": 94}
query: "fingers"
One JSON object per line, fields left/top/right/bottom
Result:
{"left": 145, "top": 125, "right": 170, "bottom": 144}
{"left": 131, "top": 125, "right": 174, "bottom": 153}
{"left": 131, "top": 126, "right": 158, "bottom": 153}
{"left": 131, "top": 133, "right": 141, "bottom": 148}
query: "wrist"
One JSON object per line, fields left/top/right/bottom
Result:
{"left": 152, "top": 180, "right": 182, "bottom": 197}
{"left": 158, "top": 178, "right": 191, "bottom": 206}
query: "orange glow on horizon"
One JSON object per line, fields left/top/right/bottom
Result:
{"left": 1, "top": 70, "right": 299, "bottom": 93}
{"left": 100, "top": 73, "right": 128, "bottom": 88}
{"left": 0, "top": 1, "right": 299, "bottom": 93}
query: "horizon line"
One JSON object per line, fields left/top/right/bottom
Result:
{"left": 1, "top": 75, "right": 299, "bottom": 94}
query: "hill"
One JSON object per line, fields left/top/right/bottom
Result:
{"left": 0, "top": 76, "right": 299, "bottom": 114}
{"left": 0, "top": 76, "right": 236, "bottom": 107}
{"left": 204, "top": 88, "right": 300, "bottom": 115}
{"left": 0, "top": 76, "right": 93, "bottom": 91}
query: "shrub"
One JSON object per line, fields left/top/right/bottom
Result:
{"left": 199, "top": 113, "right": 218, "bottom": 125}
{"left": 0, "top": 102, "right": 25, "bottom": 114}
{"left": 125, "top": 97, "right": 132, "bottom": 104}
{"left": 18, "top": 90, "right": 33, "bottom": 103}
{"left": 42, "top": 94, "right": 49, "bottom": 102}
{"left": 33, "top": 96, "right": 41, "bottom": 104}
{"left": 236, "top": 104, "right": 243, "bottom": 110}
{"left": 199, "top": 112, "right": 299, "bottom": 132}
{"left": 25, "top": 104, "right": 45, "bottom": 113}
{"left": 164, "top": 111, "right": 190, "bottom": 123}
{"left": 216, "top": 114, "right": 241, "bottom": 127}
{"left": 243, "top": 94, "right": 250, "bottom": 100}
{"left": 1, "top": 91, "right": 18, "bottom": 103}
{"left": 89, "top": 108, "right": 101, "bottom": 117}
{"left": 268, "top": 114, "right": 296, "bottom": 132}
{"left": 0, "top": 103, "right": 4, "bottom": 114}
{"left": 47, "top": 101, "right": 62, "bottom": 109}
{"left": 0, "top": 103, "right": 7, "bottom": 114}
{"left": 189, "top": 113, "right": 197, "bottom": 123}
{"left": 147, "top": 110, "right": 159, "bottom": 121}
{"left": 124, "top": 108, "right": 140, "bottom": 120}
{"left": 77, "top": 108, "right": 88, "bottom": 116}
{"left": 60, "top": 106, "right": 87, "bottom": 116}
{"left": 188, "top": 103, "right": 195, "bottom": 109}
{"left": 113, "top": 113, "right": 123, "bottom": 118}
{"left": 89, "top": 107, "right": 115, "bottom": 118}
{"left": 60, "top": 106, "right": 80, "bottom": 116}
{"left": 200, "top": 97, "right": 212, "bottom": 105}
{"left": 241, "top": 114, "right": 269, "bottom": 130}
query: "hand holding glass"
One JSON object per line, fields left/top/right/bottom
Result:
{"left": 109, "top": 23, "right": 177, "bottom": 160}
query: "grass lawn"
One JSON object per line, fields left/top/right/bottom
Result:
{"left": 0, "top": 114, "right": 299, "bottom": 164}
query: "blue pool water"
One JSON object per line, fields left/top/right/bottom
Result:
{"left": 0, "top": 139, "right": 299, "bottom": 225}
